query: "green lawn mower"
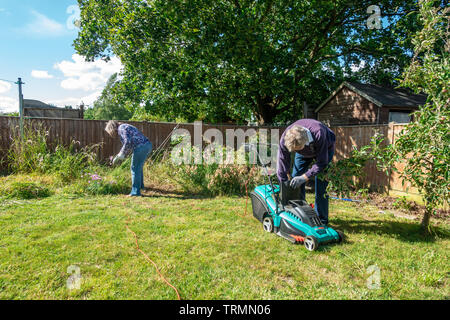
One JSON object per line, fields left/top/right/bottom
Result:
{"left": 246, "top": 144, "right": 344, "bottom": 251}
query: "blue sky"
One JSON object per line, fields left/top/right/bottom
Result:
{"left": 0, "top": 0, "right": 122, "bottom": 113}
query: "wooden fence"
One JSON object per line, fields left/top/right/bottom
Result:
{"left": 331, "top": 124, "right": 412, "bottom": 193}
{"left": 0, "top": 116, "right": 412, "bottom": 193}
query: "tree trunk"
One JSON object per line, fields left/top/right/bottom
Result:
{"left": 421, "top": 206, "right": 432, "bottom": 234}
{"left": 255, "top": 95, "right": 293, "bottom": 125}
{"left": 256, "top": 96, "right": 277, "bottom": 125}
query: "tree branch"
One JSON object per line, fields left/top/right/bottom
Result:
{"left": 313, "top": 45, "right": 384, "bottom": 64}
{"left": 258, "top": 0, "right": 274, "bottom": 24}
{"left": 230, "top": 0, "right": 240, "bottom": 9}
{"left": 344, "top": 9, "right": 417, "bottom": 24}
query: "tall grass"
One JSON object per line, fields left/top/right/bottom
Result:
{"left": 7, "top": 123, "right": 49, "bottom": 174}
{"left": 4, "top": 125, "right": 272, "bottom": 198}
{"left": 3, "top": 123, "right": 130, "bottom": 197}
{"left": 7, "top": 123, "right": 99, "bottom": 182}
{"left": 161, "top": 144, "right": 268, "bottom": 196}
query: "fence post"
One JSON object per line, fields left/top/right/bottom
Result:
{"left": 15, "top": 77, "right": 25, "bottom": 139}
{"left": 386, "top": 122, "right": 395, "bottom": 195}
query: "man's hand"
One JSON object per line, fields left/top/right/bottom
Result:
{"left": 290, "top": 175, "right": 308, "bottom": 189}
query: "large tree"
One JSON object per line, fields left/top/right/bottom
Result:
{"left": 75, "top": 0, "right": 420, "bottom": 124}
{"left": 84, "top": 73, "right": 133, "bottom": 120}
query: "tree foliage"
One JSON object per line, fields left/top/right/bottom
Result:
{"left": 388, "top": 0, "right": 449, "bottom": 232}
{"left": 84, "top": 73, "right": 133, "bottom": 120}
{"left": 75, "top": 0, "right": 420, "bottom": 124}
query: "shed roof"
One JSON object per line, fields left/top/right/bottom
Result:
{"left": 315, "top": 81, "right": 428, "bottom": 113}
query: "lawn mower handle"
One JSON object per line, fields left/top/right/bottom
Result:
{"left": 243, "top": 143, "right": 281, "bottom": 213}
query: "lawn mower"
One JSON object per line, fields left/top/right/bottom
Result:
{"left": 245, "top": 144, "right": 344, "bottom": 251}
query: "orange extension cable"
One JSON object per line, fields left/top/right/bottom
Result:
{"left": 244, "top": 178, "right": 249, "bottom": 216}
{"left": 123, "top": 207, "right": 181, "bottom": 300}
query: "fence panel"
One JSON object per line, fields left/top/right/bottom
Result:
{"left": 386, "top": 124, "right": 415, "bottom": 193}
{"left": 330, "top": 125, "right": 391, "bottom": 192}
{"left": 0, "top": 116, "right": 413, "bottom": 193}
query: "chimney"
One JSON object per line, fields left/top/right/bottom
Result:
{"left": 79, "top": 102, "right": 84, "bottom": 119}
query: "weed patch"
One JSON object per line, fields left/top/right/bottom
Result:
{"left": 0, "top": 181, "right": 51, "bottom": 200}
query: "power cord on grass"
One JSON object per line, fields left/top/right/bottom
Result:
{"left": 122, "top": 205, "right": 182, "bottom": 300}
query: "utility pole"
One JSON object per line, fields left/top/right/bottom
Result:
{"left": 15, "top": 77, "right": 25, "bottom": 138}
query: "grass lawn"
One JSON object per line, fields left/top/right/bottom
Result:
{"left": 0, "top": 187, "right": 448, "bottom": 300}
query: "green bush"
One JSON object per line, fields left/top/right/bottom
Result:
{"left": 319, "top": 133, "right": 388, "bottom": 197}
{"left": 174, "top": 163, "right": 217, "bottom": 194}
{"left": 392, "top": 196, "right": 414, "bottom": 211}
{"left": 1, "top": 181, "right": 51, "bottom": 200}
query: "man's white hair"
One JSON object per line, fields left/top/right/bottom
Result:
{"left": 284, "top": 125, "right": 309, "bottom": 152}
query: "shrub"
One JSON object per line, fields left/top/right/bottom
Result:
{"left": 392, "top": 196, "right": 414, "bottom": 211}
{"left": 318, "top": 133, "right": 388, "bottom": 197}
{"left": 172, "top": 163, "right": 217, "bottom": 194}
{"left": 380, "top": 0, "right": 449, "bottom": 232}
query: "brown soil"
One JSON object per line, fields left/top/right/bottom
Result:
{"left": 141, "top": 182, "right": 185, "bottom": 197}
{"left": 356, "top": 193, "right": 449, "bottom": 221}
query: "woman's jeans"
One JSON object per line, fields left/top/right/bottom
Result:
{"left": 291, "top": 149, "right": 335, "bottom": 225}
{"left": 130, "top": 142, "right": 153, "bottom": 196}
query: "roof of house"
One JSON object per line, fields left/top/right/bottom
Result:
{"left": 315, "top": 81, "right": 428, "bottom": 113}
{"left": 23, "top": 99, "right": 57, "bottom": 109}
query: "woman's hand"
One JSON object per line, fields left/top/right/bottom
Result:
{"left": 112, "top": 153, "right": 125, "bottom": 165}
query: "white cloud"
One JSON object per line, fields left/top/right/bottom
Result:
{"left": 0, "top": 81, "right": 12, "bottom": 94}
{"left": 46, "top": 90, "right": 102, "bottom": 108}
{"left": 21, "top": 10, "right": 66, "bottom": 37}
{"left": 0, "top": 96, "right": 18, "bottom": 113}
{"left": 31, "top": 70, "right": 54, "bottom": 79}
{"left": 54, "top": 54, "right": 123, "bottom": 92}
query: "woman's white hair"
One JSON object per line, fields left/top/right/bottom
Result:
{"left": 284, "top": 125, "right": 309, "bottom": 152}
{"left": 105, "top": 120, "right": 120, "bottom": 137}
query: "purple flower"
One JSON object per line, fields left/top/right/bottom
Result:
{"left": 90, "top": 174, "right": 102, "bottom": 181}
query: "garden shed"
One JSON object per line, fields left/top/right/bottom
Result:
{"left": 315, "top": 81, "right": 427, "bottom": 126}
